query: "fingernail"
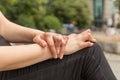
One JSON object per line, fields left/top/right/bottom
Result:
{"left": 60, "top": 55, "right": 63, "bottom": 59}
{"left": 90, "top": 43, "right": 93, "bottom": 46}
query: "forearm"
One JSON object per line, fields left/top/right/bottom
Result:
{"left": 0, "top": 44, "right": 52, "bottom": 71}
{"left": 0, "top": 32, "right": 94, "bottom": 71}
{"left": 4, "top": 55, "right": 51, "bottom": 71}
{"left": 0, "top": 38, "right": 73, "bottom": 71}
{"left": 0, "top": 12, "right": 44, "bottom": 42}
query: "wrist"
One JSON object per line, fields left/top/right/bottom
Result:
{"left": 33, "top": 30, "right": 45, "bottom": 38}
{"left": 42, "top": 46, "right": 53, "bottom": 59}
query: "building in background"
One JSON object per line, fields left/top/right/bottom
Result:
{"left": 89, "top": 0, "right": 116, "bottom": 28}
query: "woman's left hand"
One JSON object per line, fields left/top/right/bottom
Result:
{"left": 65, "top": 29, "right": 96, "bottom": 55}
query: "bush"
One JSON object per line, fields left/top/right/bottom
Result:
{"left": 41, "top": 15, "right": 62, "bottom": 32}
{"left": 0, "top": 0, "right": 47, "bottom": 30}
{"left": 0, "top": 0, "right": 92, "bottom": 30}
{"left": 16, "top": 14, "right": 36, "bottom": 29}
{"left": 47, "top": 0, "right": 92, "bottom": 28}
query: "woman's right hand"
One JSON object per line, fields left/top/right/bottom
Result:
{"left": 33, "top": 32, "right": 68, "bottom": 59}
{"left": 65, "top": 29, "right": 96, "bottom": 55}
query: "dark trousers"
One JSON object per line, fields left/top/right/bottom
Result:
{"left": 0, "top": 36, "right": 117, "bottom": 80}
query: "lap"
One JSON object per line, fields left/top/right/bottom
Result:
{"left": 0, "top": 36, "right": 116, "bottom": 80}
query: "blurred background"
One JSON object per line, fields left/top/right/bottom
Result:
{"left": 0, "top": 0, "right": 119, "bottom": 33}
{"left": 0, "top": 0, "right": 120, "bottom": 79}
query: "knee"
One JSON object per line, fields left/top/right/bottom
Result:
{"left": 81, "top": 42, "right": 104, "bottom": 58}
{"left": 72, "top": 42, "right": 104, "bottom": 61}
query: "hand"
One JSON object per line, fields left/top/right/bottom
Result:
{"left": 65, "top": 29, "right": 96, "bottom": 55}
{"left": 33, "top": 32, "right": 68, "bottom": 59}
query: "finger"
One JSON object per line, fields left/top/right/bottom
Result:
{"left": 33, "top": 36, "right": 47, "bottom": 48}
{"left": 59, "top": 42, "right": 65, "bottom": 59}
{"left": 45, "top": 34, "right": 57, "bottom": 59}
{"left": 88, "top": 33, "right": 96, "bottom": 42}
{"left": 63, "top": 36, "right": 69, "bottom": 45}
{"left": 53, "top": 35, "right": 62, "bottom": 55}
{"left": 78, "top": 32, "right": 96, "bottom": 42}
{"left": 59, "top": 36, "right": 68, "bottom": 59}
{"left": 81, "top": 41, "right": 93, "bottom": 49}
{"left": 83, "top": 29, "right": 96, "bottom": 42}
{"left": 81, "top": 29, "right": 91, "bottom": 35}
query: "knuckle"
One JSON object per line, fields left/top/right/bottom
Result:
{"left": 56, "top": 37, "right": 62, "bottom": 41}
{"left": 71, "top": 34, "right": 76, "bottom": 36}
{"left": 57, "top": 35, "right": 63, "bottom": 39}
{"left": 33, "top": 37, "right": 37, "bottom": 42}
{"left": 62, "top": 41, "right": 66, "bottom": 46}
{"left": 45, "top": 32, "right": 51, "bottom": 36}
{"left": 59, "top": 34, "right": 63, "bottom": 37}
{"left": 87, "top": 29, "right": 91, "bottom": 32}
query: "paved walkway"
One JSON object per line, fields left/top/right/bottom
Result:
{"left": 105, "top": 52, "right": 120, "bottom": 80}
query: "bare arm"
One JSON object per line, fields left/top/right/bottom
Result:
{"left": 0, "top": 12, "right": 68, "bottom": 59}
{"left": 0, "top": 11, "right": 44, "bottom": 43}
{"left": 0, "top": 29, "right": 96, "bottom": 71}
{"left": 0, "top": 44, "right": 52, "bottom": 71}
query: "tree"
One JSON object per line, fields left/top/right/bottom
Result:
{"left": 47, "top": 0, "right": 92, "bottom": 28}
{"left": 0, "top": 0, "right": 63, "bottom": 31}
{"left": 0, "top": 0, "right": 41, "bottom": 29}
{"left": 115, "top": 0, "right": 120, "bottom": 11}
{"left": 0, "top": 0, "right": 91, "bottom": 30}
{"left": 43, "top": 15, "right": 62, "bottom": 31}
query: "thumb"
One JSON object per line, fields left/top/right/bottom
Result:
{"left": 81, "top": 42, "right": 93, "bottom": 49}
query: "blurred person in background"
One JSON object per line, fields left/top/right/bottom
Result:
{"left": 106, "top": 26, "right": 116, "bottom": 36}
{"left": 107, "top": 18, "right": 113, "bottom": 27}
{"left": 63, "top": 21, "right": 78, "bottom": 34}
{"left": 106, "top": 17, "right": 116, "bottom": 36}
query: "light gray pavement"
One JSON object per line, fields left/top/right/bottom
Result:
{"left": 105, "top": 52, "right": 120, "bottom": 80}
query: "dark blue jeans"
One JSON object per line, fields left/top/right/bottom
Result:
{"left": 0, "top": 36, "right": 117, "bottom": 80}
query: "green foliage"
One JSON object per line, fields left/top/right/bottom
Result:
{"left": 43, "top": 15, "right": 62, "bottom": 31}
{"left": 0, "top": 0, "right": 92, "bottom": 30}
{"left": 47, "top": 0, "right": 92, "bottom": 28}
{"left": 115, "top": 0, "right": 120, "bottom": 11}
{"left": 16, "top": 14, "right": 36, "bottom": 29}
{"left": 35, "top": 15, "right": 62, "bottom": 32}
{"left": 0, "top": 0, "right": 42, "bottom": 29}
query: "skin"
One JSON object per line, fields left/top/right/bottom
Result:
{"left": 0, "top": 29, "right": 95, "bottom": 71}
{"left": 33, "top": 33, "right": 68, "bottom": 59}
{"left": 0, "top": 11, "right": 67, "bottom": 59}
{"left": 0, "top": 11, "right": 96, "bottom": 71}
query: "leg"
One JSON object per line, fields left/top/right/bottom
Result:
{"left": 80, "top": 43, "right": 117, "bottom": 80}
{"left": 0, "top": 43, "right": 117, "bottom": 80}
